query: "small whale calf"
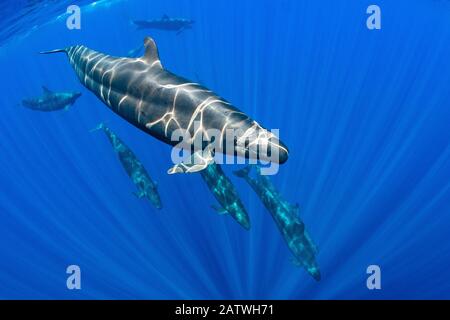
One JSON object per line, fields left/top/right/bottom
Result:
{"left": 22, "top": 86, "right": 81, "bottom": 112}
{"left": 92, "top": 123, "right": 162, "bottom": 209}
{"left": 234, "top": 165, "right": 320, "bottom": 280}
{"left": 133, "top": 14, "right": 194, "bottom": 35}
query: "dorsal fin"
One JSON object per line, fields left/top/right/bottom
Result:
{"left": 42, "top": 86, "right": 52, "bottom": 95}
{"left": 143, "top": 37, "right": 162, "bottom": 68}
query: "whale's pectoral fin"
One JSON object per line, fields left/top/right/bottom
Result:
{"left": 211, "top": 205, "right": 228, "bottom": 215}
{"left": 291, "top": 258, "right": 302, "bottom": 267}
{"left": 143, "top": 37, "right": 162, "bottom": 68}
{"left": 312, "top": 244, "right": 319, "bottom": 254}
{"left": 42, "top": 86, "right": 52, "bottom": 96}
{"left": 304, "top": 231, "right": 319, "bottom": 254}
{"left": 90, "top": 122, "right": 105, "bottom": 133}
{"left": 133, "top": 190, "right": 145, "bottom": 199}
{"left": 167, "top": 145, "right": 215, "bottom": 174}
{"left": 167, "top": 152, "right": 213, "bottom": 174}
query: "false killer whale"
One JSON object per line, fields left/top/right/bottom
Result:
{"left": 133, "top": 14, "right": 194, "bottom": 35}
{"left": 234, "top": 165, "right": 320, "bottom": 280}
{"left": 22, "top": 86, "right": 81, "bottom": 112}
{"left": 92, "top": 122, "right": 162, "bottom": 209}
{"left": 41, "top": 37, "right": 288, "bottom": 172}
{"left": 169, "top": 147, "right": 250, "bottom": 229}
{"left": 203, "top": 161, "right": 251, "bottom": 230}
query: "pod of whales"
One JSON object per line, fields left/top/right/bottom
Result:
{"left": 39, "top": 34, "right": 319, "bottom": 279}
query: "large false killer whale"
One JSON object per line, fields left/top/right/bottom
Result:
{"left": 234, "top": 165, "right": 320, "bottom": 281}
{"left": 40, "top": 37, "right": 288, "bottom": 172}
{"left": 133, "top": 15, "right": 194, "bottom": 35}
{"left": 22, "top": 86, "right": 81, "bottom": 112}
{"left": 92, "top": 123, "right": 162, "bottom": 209}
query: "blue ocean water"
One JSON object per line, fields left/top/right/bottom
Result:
{"left": 0, "top": 0, "right": 450, "bottom": 299}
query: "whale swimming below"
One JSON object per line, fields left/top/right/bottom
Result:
{"left": 92, "top": 122, "right": 162, "bottom": 209}
{"left": 169, "top": 146, "right": 250, "bottom": 229}
{"left": 22, "top": 86, "right": 81, "bottom": 112}
{"left": 41, "top": 37, "right": 289, "bottom": 172}
{"left": 234, "top": 165, "right": 320, "bottom": 281}
{"left": 133, "top": 15, "right": 194, "bottom": 35}
{"left": 202, "top": 161, "right": 250, "bottom": 230}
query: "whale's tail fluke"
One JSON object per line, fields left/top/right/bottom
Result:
{"left": 90, "top": 122, "right": 106, "bottom": 133}
{"left": 39, "top": 48, "right": 67, "bottom": 55}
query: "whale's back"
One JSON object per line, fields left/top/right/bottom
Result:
{"left": 40, "top": 37, "right": 289, "bottom": 164}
